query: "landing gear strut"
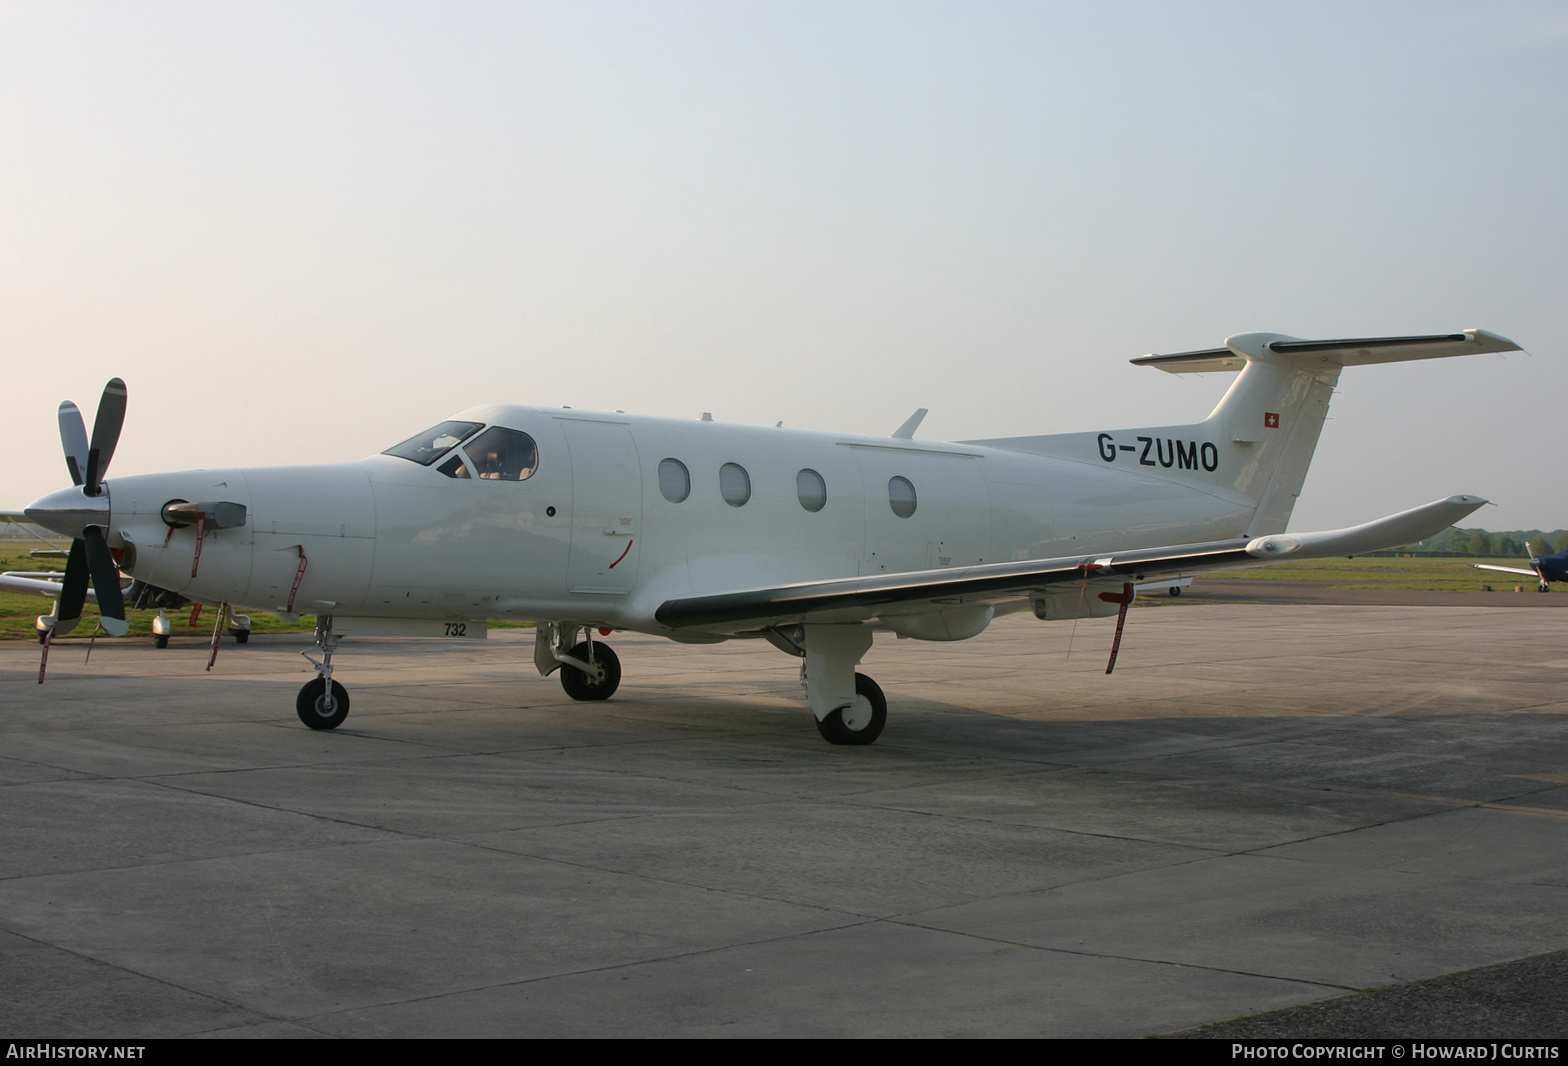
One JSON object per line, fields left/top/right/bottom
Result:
{"left": 533, "top": 623, "right": 623, "bottom": 701}
{"left": 297, "top": 615, "right": 348, "bottom": 729}
{"left": 784, "top": 623, "right": 887, "bottom": 746}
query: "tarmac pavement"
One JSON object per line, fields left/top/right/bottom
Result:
{"left": 1, "top": 598, "right": 1566, "bottom": 1038}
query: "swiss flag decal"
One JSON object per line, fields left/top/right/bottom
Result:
{"left": 1264, "top": 412, "right": 1280, "bottom": 429}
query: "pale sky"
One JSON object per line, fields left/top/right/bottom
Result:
{"left": 4, "top": 1, "right": 1565, "bottom": 533}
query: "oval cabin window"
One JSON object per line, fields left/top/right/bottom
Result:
{"left": 719, "top": 463, "right": 751, "bottom": 507}
{"left": 658, "top": 458, "right": 691, "bottom": 503}
{"left": 888, "top": 476, "right": 917, "bottom": 518}
{"left": 796, "top": 468, "right": 827, "bottom": 512}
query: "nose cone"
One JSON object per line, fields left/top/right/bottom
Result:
{"left": 25, "top": 485, "right": 109, "bottom": 539}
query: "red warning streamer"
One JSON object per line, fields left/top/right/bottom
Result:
{"left": 1100, "top": 582, "right": 1136, "bottom": 675}
{"left": 190, "top": 511, "right": 206, "bottom": 578}
{"left": 207, "top": 603, "right": 225, "bottom": 671}
{"left": 37, "top": 628, "right": 52, "bottom": 685}
{"left": 285, "top": 546, "right": 308, "bottom": 613}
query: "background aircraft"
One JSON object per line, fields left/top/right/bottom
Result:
{"left": 1473, "top": 549, "right": 1568, "bottom": 592}
{"left": 22, "top": 329, "right": 1514, "bottom": 744}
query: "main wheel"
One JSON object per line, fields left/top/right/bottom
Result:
{"left": 815, "top": 673, "right": 887, "bottom": 745}
{"left": 154, "top": 633, "right": 170, "bottom": 649}
{"left": 560, "top": 641, "right": 621, "bottom": 701}
{"left": 232, "top": 628, "right": 251, "bottom": 644}
{"left": 1168, "top": 586, "right": 1182, "bottom": 597}
{"left": 296, "top": 678, "right": 350, "bottom": 729}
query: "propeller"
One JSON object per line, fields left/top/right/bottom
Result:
{"left": 36, "top": 379, "right": 130, "bottom": 637}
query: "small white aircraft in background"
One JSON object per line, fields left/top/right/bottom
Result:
{"left": 23, "top": 329, "right": 1515, "bottom": 744}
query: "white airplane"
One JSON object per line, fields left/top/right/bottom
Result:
{"left": 23, "top": 329, "right": 1516, "bottom": 744}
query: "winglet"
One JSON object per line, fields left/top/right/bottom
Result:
{"left": 892, "top": 408, "right": 928, "bottom": 439}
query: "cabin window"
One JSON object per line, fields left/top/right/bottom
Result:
{"left": 719, "top": 463, "right": 751, "bottom": 507}
{"left": 436, "top": 454, "right": 471, "bottom": 479}
{"left": 658, "top": 458, "right": 691, "bottom": 503}
{"left": 888, "top": 476, "right": 916, "bottom": 518}
{"left": 796, "top": 468, "right": 827, "bottom": 512}
{"left": 462, "top": 426, "right": 539, "bottom": 481}
{"left": 382, "top": 420, "right": 484, "bottom": 466}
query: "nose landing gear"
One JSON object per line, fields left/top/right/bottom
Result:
{"left": 297, "top": 615, "right": 348, "bottom": 729}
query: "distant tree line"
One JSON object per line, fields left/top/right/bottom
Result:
{"left": 1389, "top": 528, "right": 1568, "bottom": 557}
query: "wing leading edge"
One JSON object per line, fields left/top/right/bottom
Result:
{"left": 654, "top": 495, "right": 1487, "bottom": 632}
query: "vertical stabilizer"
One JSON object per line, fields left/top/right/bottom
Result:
{"left": 966, "top": 329, "right": 1518, "bottom": 537}
{"left": 1132, "top": 329, "right": 1518, "bottom": 535}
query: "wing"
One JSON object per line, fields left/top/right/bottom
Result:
{"left": 0, "top": 571, "right": 93, "bottom": 601}
{"left": 655, "top": 495, "right": 1487, "bottom": 633}
{"left": 1471, "top": 564, "right": 1540, "bottom": 578}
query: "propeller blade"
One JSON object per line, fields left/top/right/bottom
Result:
{"left": 82, "top": 378, "right": 127, "bottom": 496}
{"left": 83, "top": 527, "right": 128, "bottom": 636}
{"left": 58, "top": 401, "right": 88, "bottom": 487}
{"left": 53, "top": 539, "right": 90, "bottom": 636}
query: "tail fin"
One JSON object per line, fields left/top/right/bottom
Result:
{"left": 965, "top": 329, "right": 1518, "bottom": 537}
{"left": 1136, "top": 330, "right": 1518, "bottom": 535}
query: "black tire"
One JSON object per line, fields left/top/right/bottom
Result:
{"left": 560, "top": 641, "right": 621, "bottom": 701}
{"left": 815, "top": 673, "right": 887, "bottom": 746}
{"left": 1169, "top": 586, "right": 1182, "bottom": 597}
{"left": 37, "top": 628, "right": 48, "bottom": 645}
{"left": 154, "top": 633, "right": 170, "bottom": 649}
{"left": 297, "top": 678, "right": 350, "bottom": 729}
{"left": 232, "top": 629, "right": 250, "bottom": 644}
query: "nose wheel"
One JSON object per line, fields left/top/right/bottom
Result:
{"left": 296, "top": 615, "right": 349, "bottom": 729}
{"left": 296, "top": 678, "right": 350, "bottom": 729}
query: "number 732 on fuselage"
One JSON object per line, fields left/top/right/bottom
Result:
{"left": 23, "top": 329, "right": 1517, "bottom": 744}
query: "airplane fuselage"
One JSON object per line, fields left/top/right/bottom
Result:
{"left": 99, "top": 404, "right": 1257, "bottom": 637}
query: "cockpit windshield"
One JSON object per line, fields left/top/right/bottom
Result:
{"left": 382, "top": 421, "right": 484, "bottom": 466}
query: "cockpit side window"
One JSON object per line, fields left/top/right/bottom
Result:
{"left": 436, "top": 454, "right": 471, "bottom": 479}
{"left": 383, "top": 420, "right": 484, "bottom": 466}
{"left": 462, "top": 426, "right": 539, "bottom": 481}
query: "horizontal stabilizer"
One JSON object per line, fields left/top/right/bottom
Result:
{"left": 1133, "top": 329, "right": 1519, "bottom": 374}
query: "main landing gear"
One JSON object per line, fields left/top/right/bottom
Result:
{"left": 765, "top": 622, "right": 887, "bottom": 745}
{"left": 814, "top": 673, "right": 886, "bottom": 745}
{"left": 534, "top": 624, "right": 622, "bottom": 701}
{"left": 147, "top": 606, "right": 251, "bottom": 648}
{"left": 297, "top": 615, "right": 348, "bottom": 729}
